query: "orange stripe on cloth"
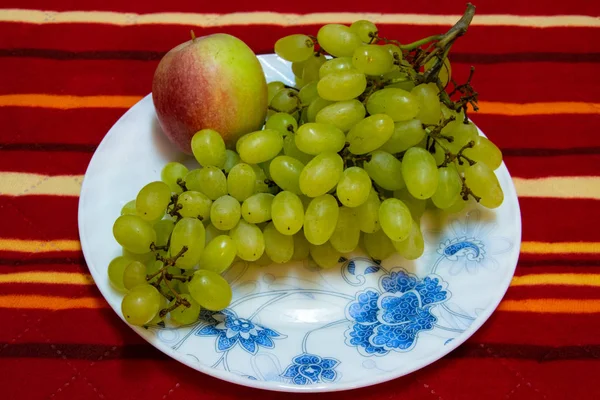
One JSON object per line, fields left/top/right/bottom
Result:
{"left": 511, "top": 274, "right": 600, "bottom": 287}
{"left": 1, "top": 95, "right": 599, "bottom": 116}
{"left": 520, "top": 241, "right": 600, "bottom": 254}
{"left": 0, "top": 295, "right": 106, "bottom": 310}
{"left": 498, "top": 299, "right": 600, "bottom": 313}
{"left": 0, "top": 239, "right": 81, "bottom": 253}
{"left": 0, "top": 272, "right": 94, "bottom": 285}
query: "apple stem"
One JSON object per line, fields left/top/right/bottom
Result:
{"left": 190, "top": 30, "right": 196, "bottom": 41}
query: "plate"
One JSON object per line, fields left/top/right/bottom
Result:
{"left": 78, "top": 54, "right": 521, "bottom": 393}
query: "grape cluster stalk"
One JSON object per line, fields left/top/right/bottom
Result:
{"left": 107, "top": 3, "right": 505, "bottom": 328}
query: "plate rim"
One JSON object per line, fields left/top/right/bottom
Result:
{"left": 78, "top": 54, "right": 522, "bottom": 393}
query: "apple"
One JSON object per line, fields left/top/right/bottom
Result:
{"left": 152, "top": 33, "right": 268, "bottom": 153}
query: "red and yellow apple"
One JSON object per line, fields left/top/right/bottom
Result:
{"left": 152, "top": 33, "right": 268, "bottom": 153}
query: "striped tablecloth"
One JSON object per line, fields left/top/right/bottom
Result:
{"left": 1, "top": 1, "right": 599, "bottom": 399}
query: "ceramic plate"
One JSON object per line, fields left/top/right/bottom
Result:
{"left": 78, "top": 54, "right": 521, "bottom": 393}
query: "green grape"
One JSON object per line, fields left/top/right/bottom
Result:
{"left": 356, "top": 188, "right": 381, "bottom": 233}
{"left": 392, "top": 219, "right": 424, "bottom": 260}
{"left": 303, "top": 194, "right": 339, "bottom": 245}
{"left": 241, "top": 193, "right": 274, "bottom": 223}
{"left": 298, "top": 81, "right": 319, "bottom": 105}
{"left": 310, "top": 241, "right": 342, "bottom": 269}
{"left": 319, "top": 57, "right": 354, "bottom": 78}
{"left": 121, "top": 200, "right": 137, "bottom": 216}
{"left": 122, "top": 248, "right": 154, "bottom": 263}
{"left": 383, "top": 69, "right": 414, "bottom": 91}
{"left": 205, "top": 223, "right": 226, "bottom": 244}
{"left": 425, "top": 56, "right": 452, "bottom": 87}
{"left": 350, "top": 20, "right": 378, "bottom": 43}
{"left": 108, "top": 256, "right": 131, "bottom": 291}
{"left": 317, "top": 70, "right": 367, "bottom": 101}
{"left": 269, "top": 156, "right": 304, "bottom": 195}
{"left": 315, "top": 99, "right": 366, "bottom": 132}
{"left": 122, "top": 260, "right": 147, "bottom": 290}
{"left": 271, "top": 191, "right": 304, "bottom": 235}
{"left": 402, "top": 147, "right": 439, "bottom": 199}
{"left": 307, "top": 97, "right": 335, "bottom": 122}
{"left": 379, "top": 198, "right": 412, "bottom": 241}
{"left": 432, "top": 166, "right": 462, "bottom": 209}
{"left": 265, "top": 112, "right": 298, "bottom": 135}
{"left": 191, "top": 129, "right": 226, "bottom": 168}
{"left": 461, "top": 135, "right": 503, "bottom": 171}
{"left": 299, "top": 195, "right": 312, "bottom": 210}
{"left": 198, "top": 235, "right": 237, "bottom": 273}
{"left": 295, "top": 123, "right": 346, "bottom": 155}
{"left": 113, "top": 215, "right": 156, "bottom": 254}
{"left": 263, "top": 222, "right": 294, "bottom": 263}
{"left": 440, "top": 120, "right": 478, "bottom": 150}
{"left": 227, "top": 163, "right": 256, "bottom": 202}
{"left": 147, "top": 294, "right": 168, "bottom": 325}
{"left": 169, "top": 217, "right": 205, "bottom": 268}
{"left": 299, "top": 152, "right": 344, "bottom": 197}
{"left": 366, "top": 88, "right": 420, "bottom": 122}
{"left": 302, "top": 53, "right": 327, "bottom": 84}
{"left": 336, "top": 167, "right": 371, "bottom": 207}
{"left": 170, "top": 294, "right": 201, "bottom": 325}
{"left": 384, "top": 44, "right": 403, "bottom": 63}
{"left": 363, "top": 150, "right": 405, "bottom": 191}
{"left": 210, "top": 195, "right": 241, "bottom": 230}
{"left": 153, "top": 219, "right": 175, "bottom": 247}
{"left": 292, "top": 60, "right": 306, "bottom": 78}
{"left": 135, "top": 181, "right": 171, "bottom": 222}
{"left": 363, "top": 229, "right": 395, "bottom": 260}
{"left": 237, "top": 129, "right": 283, "bottom": 164}
{"left": 412, "top": 83, "right": 441, "bottom": 125}
{"left": 274, "top": 34, "right": 315, "bottom": 62}
{"left": 251, "top": 164, "right": 270, "bottom": 194}
{"left": 464, "top": 163, "right": 504, "bottom": 208}
{"left": 292, "top": 232, "right": 311, "bottom": 261}
{"left": 267, "top": 81, "right": 285, "bottom": 104}
{"left": 271, "top": 88, "right": 301, "bottom": 113}
{"left": 283, "top": 135, "right": 314, "bottom": 165}
{"left": 445, "top": 196, "right": 467, "bottom": 214}
{"left": 121, "top": 284, "right": 161, "bottom": 326}
{"left": 393, "top": 188, "right": 426, "bottom": 220}
{"left": 380, "top": 119, "right": 426, "bottom": 154}
{"left": 329, "top": 206, "right": 360, "bottom": 253}
{"left": 347, "top": 114, "right": 395, "bottom": 155}
{"left": 352, "top": 45, "right": 394, "bottom": 76}
{"left": 317, "top": 24, "right": 362, "bottom": 57}
{"left": 188, "top": 270, "right": 232, "bottom": 311}
{"left": 185, "top": 166, "right": 227, "bottom": 200}
{"left": 177, "top": 191, "right": 212, "bottom": 221}
{"left": 223, "top": 150, "right": 241, "bottom": 174}
{"left": 161, "top": 162, "right": 189, "bottom": 194}
{"left": 230, "top": 219, "right": 265, "bottom": 261}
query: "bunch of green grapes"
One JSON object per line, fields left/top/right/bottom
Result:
{"left": 108, "top": 8, "right": 504, "bottom": 327}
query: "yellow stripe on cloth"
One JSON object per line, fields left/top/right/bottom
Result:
{"left": 0, "top": 295, "right": 106, "bottom": 310}
{"left": 478, "top": 101, "right": 600, "bottom": 116}
{"left": 512, "top": 274, "right": 600, "bottom": 287}
{"left": 3, "top": 172, "right": 600, "bottom": 200}
{"left": 0, "top": 173, "right": 82, "bottom": 196}
{"left": 0, "top": 239, "right": 81, "bottom": 253}
{"left": 1, "top": 9, "right": 599, "bottom": 28}
{"left": 498, "top": 299, "right": 600, "bottom": 313}
{"left": 512, "top": 177, "right": 600, "bottom": 200}
{"left": 521, "top": 242, "right": 600, "bottom": 255}
{"left": 0, "top": 272, "right": 94, "bottom": 285}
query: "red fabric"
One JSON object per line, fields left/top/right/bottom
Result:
{"left": 1, "top": 1, "right": 600, "bottom": 399}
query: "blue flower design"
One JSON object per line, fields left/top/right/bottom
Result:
{"left": 196, "top": 309, "right": 284, "bottom": 354}
{"left": 345, "top": 268, "right": 450, "bottom": 356}
{"left": 281, "top": 353, "right": 340, "bottom": 384}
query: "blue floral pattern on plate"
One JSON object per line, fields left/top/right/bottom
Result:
{"left": 281, "top": 354, "right": 340, "bottom": 384}
{"left": 196, "top": 309, "right": 284, "bottom": 354}
{"left": 345, "top": 269, "right": 450, "bottom": 356}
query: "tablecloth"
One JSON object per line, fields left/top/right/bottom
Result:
{"left": 1, "top": 1, "right": 599, "bottom": 399}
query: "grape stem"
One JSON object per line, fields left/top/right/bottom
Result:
{"left": 398, "top": 35, "right": 443, "bottom": 50}
{"left": 162, "top": 274, "right": 191, "bottom": 308}
{"left": 176, "top": 178, "right": 188, "bottom": 192}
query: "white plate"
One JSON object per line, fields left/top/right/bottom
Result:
{"left": 78, "top": 54, "right": 521, "bottom": 393}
